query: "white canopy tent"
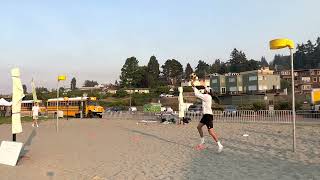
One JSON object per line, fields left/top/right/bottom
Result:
{"left": 0, "top": 98, "right": 12, "bottom": 106}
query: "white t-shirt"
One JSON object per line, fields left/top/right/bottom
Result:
{"left": 193, "top": 87, "right": 213, "bottom": 115}
{"left": 32, "top": 105, "right": 40, "bottom": 116}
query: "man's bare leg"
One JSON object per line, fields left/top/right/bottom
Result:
{"left": 208, "top": 128, "right": 219, "bottom": 142}
{"left": 197, "top": 123, "right": 204, "bottom": 137}
{"left": 197, "top": 123, "right": 205, "bottom": 144}
{"left": 208, "top": 128, "right": 223, "bottom": 152}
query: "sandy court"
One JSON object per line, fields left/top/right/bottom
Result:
{"left": 0, "top": 118, "right": 319, "bottom": 180}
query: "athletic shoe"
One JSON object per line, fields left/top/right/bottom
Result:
{"left": 218, "top": 144, "right": 223, "bottom": 153}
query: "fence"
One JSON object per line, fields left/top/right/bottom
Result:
{"left": 186, "top": 110, "right": 320, "bottom": 123}
{"left": 104, "top": 110, "right": 320, "bottom": 124}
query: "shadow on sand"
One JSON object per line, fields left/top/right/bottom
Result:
{"left": 18, "top": 128, "right": 37, "bottom": 161}
{"left": 122, "top": 127, "right": 194, "bottom": 149}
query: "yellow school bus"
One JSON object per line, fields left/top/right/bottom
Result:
{"left": 46, "top": 97, "right": 104, "bottom": 118}
{"left": 21, "top": 100, "right": 46, "bottom": 116}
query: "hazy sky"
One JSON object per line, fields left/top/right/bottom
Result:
{"left": 0, "top": 0, "right": 319, "bottom": 94}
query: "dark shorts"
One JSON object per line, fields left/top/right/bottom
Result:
{"left": 200, "top": 114, "right": 214, "bottom": 129}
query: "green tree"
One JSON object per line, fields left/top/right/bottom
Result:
{"left": 260, "top": 56, "right": 269, "bottom": 67}
{"left": 210, "top": 59, "right": 222, "bottom": 74}
{"left": 281, "top": 79, "right": 291, "bottom": 90}
{"left": 218, "top": 63, "right": 227, "bottom": 74}
{"left": 138, "top": 66, "right": 148, "bottom": 88}
{"left": 71, "top": 77, "right": 77, "bottom": 90}
{"left": 161, "top": 59, "right": 183, "bottom": 85}
{"left": 120, "top": 56, "right": 142, "bottom": 87}
{"left": 229, "top": 48, "right": 248, "bottom": 72}
{"left": 22, "top": 84, "right": 27, "bottom": 94}
{"left": 36, "top": 87, "right": 49, "bottom": 93}
{"left": 114, "top": 80, "right": 119, "bottom": 87}
{"left": 184, "top": 63, "right": 194, "bottom": 80}
{"left": 115, "top": 89, "right": 128, "bottom": 98}
{"left": 246, "top": 59, "right": 260, "bottom": 71}
{"left": 270, "top": 54, "right": 290, "bottom": 71}
{"left": 84, "top": 80, "right": 98, "bottom": 87}
{"left": 146, "top": 55, "right": 160, "bottom": 87}
{"left": 195, "top": 60, "right": 210, "bottom": 78}
{"left": 274, "top": 37, "right": 320, "bottom": 70}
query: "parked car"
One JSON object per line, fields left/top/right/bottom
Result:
{"left": 129, "top": 106, "right": 137, "bottom": 112}
{"left": 161, "top": 106, "right": 166, "bottom": 112}
{"left": 159, "top": 94, "right": 174, "bottom": 98}
{"left": 188, "top": 105, "right": 202, "bottom": 114}
{"left": 108, "top": 107, "right": 124, "bottom": 112}
{"left": 224, "top": 105, "right": 237, "bottom": 116}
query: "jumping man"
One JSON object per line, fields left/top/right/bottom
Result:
{"left": 192, "top": 81, "right": 223, "bottom": 152}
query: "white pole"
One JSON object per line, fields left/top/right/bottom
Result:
{"left": 290, "top": 48, "right": 296, "bottom": 152}
{"left": 56, "top": 80, "right": 59, "bottom": 132}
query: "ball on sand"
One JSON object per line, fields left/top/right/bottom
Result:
{"left": 190, "top": 73, "right": 198, "bottom": 80}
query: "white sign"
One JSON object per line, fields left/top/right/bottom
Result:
{"left": 0, "top": 141, "right": 23, "bottom": 166}
{"left": 269, "top": 105, "right": 274, "bottom": 111}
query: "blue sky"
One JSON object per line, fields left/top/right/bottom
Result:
{"left": 0, "top": 0, "right": 319, "bottom": 93}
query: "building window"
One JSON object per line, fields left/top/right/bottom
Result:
{"left": 302, "top": 85, "right": 311, "bottom": 90}
{"left": 229, "top": 86, "right": 237, "bottom": 91}
{"left": 318, "top": 71, "right": 320, "bottom": 75}
{"left": 259, "top": 85, "right": 264, "bottom": 90}
{"left": 212, "top": 79, "right": 217, "bottom": 83}
{"left": 238, "top": 86, "right": 243, "bottom": 91}
{"left": 221, "top": 87, "right": 226, "bottom": 94}
{"left": 249, "top": 76, "right": 257, "bottom": 81}
{"left": 313, "top": 77, "right": 318, "bottom": 82}
{"left": 258, "top": 76, "right": 263, "bottom": 80}
{"left": 229, "top": 78, "right": 235, "bottom": 83}
{"left": 302, "top": 77, "right": 311, "bottom": 83}
{"left": 248, "top": 85, "right": 257, "bottom": 91}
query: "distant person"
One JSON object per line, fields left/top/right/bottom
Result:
{"left": 32, "top": 102, "right": 40, "bottom": 127}
{"left": 191, "top": 81, "right": 223, "bottom": 152}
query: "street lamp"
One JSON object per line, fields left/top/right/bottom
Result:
{"left": 56, "top": 75, "right": 66, "bottom": 132}
{"left": 269, "top": 38, "right": 296, "bottom": 152}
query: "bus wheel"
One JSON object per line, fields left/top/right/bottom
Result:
{"left": 99, "top": 114, "right": 102, "bottom": 118}
{"left": 88, "top": 111, "right": 93, "bottom": 118}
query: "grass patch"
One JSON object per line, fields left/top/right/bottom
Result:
{"left": 0, "top": 116, "right": 52, "bottom": 125}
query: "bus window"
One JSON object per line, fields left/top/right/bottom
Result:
{"left": 88, "top": 101, "right": 98, "bottom": 106}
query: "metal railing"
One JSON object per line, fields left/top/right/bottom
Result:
{"left": 103, "top": 110, "right": 320, "bottom": 124}
{"left": 186, "top": 110, "right": 320, "bottom": 123}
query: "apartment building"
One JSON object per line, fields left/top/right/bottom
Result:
{"left": 241, "top": 67, "right": 280, "bottom": 93}
{"left": 277, "top": 69, "right": 320, "bottom": 93}
{"left": 210, "top": 67, "right": 280, "bottom": 95}
{"left": 210, "top": 73, "right": 226, "bottom": 94}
